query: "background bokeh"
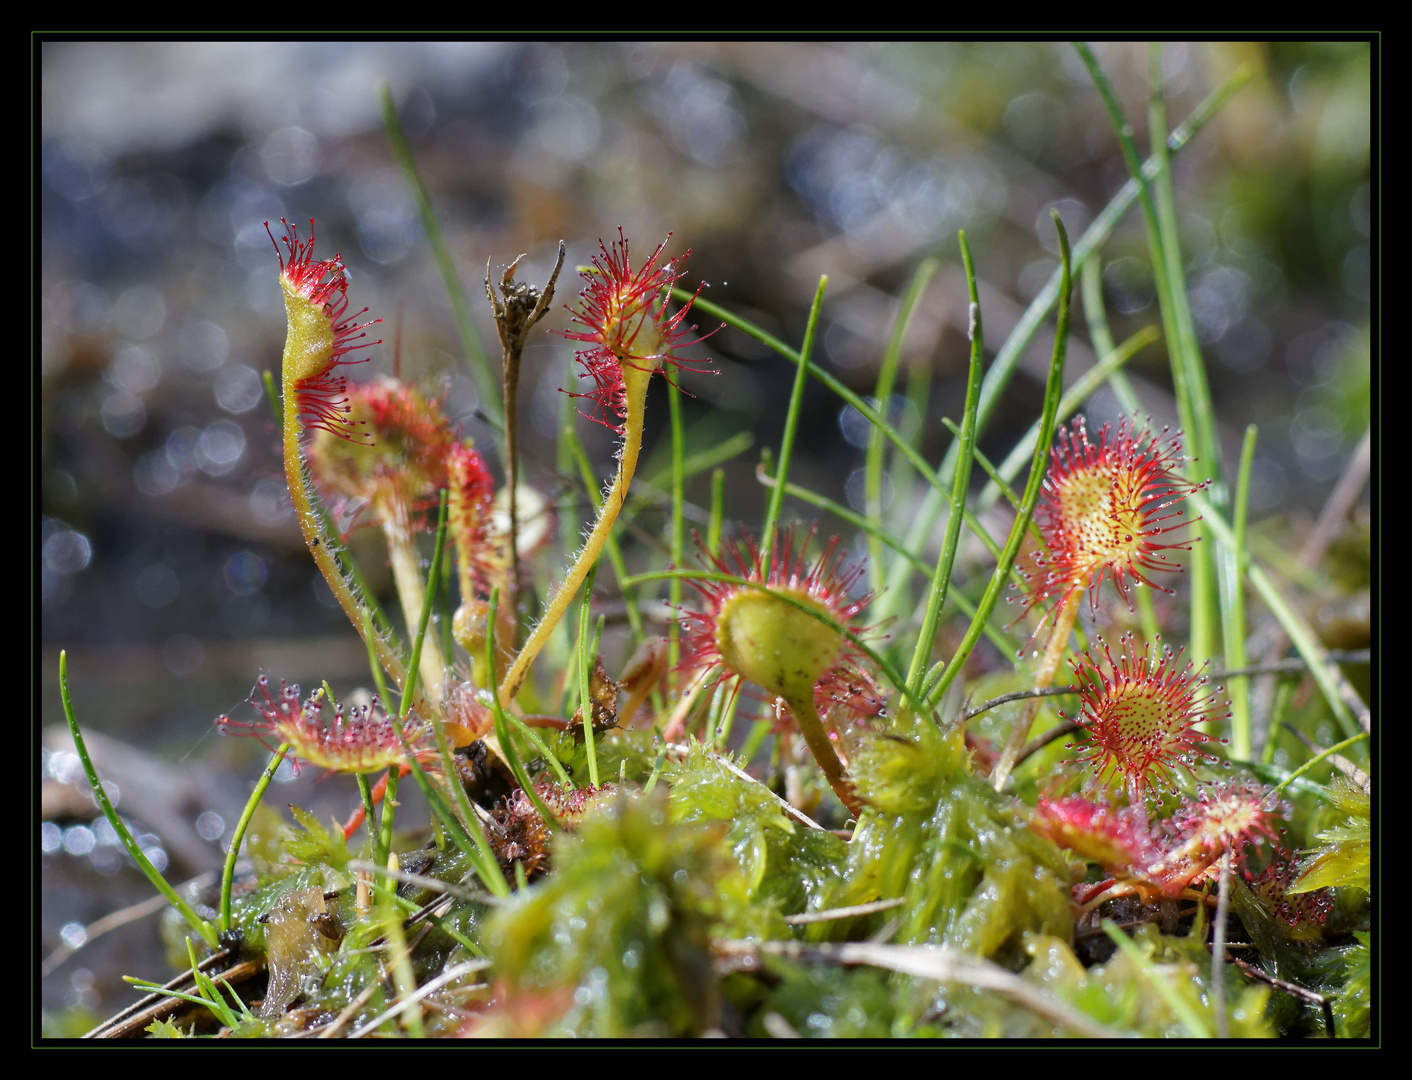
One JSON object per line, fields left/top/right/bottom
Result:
{"left": 39, "top": 40, "right": 1371, "bottom": 1026}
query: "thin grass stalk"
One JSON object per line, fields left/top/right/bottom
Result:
{"left": 877, "top": 65, "right": 1249, "bottom": 627}
{"left": 738, "top": 712, "right": 774, "bottom": 766}
{"left": 1079, "top": 255, "right": 1142, "bottom": 414}
{"left": 379, "top": 85, "right": 498, "bottom": 421}
{"left": 417, "top": 703, "right": 511, "bottom": 899}
{"left": 1076, "top": 41, "right": 1222, "bottom": 662}
{"left": 668, "top": 377, "right": 686, "bottom": 677}
{"left": 701, "top": 678, "right": 727, "bottom": 748}
{"left": 505, "top": 708, "right": 575, "bottom": 792}
{"left": 378, "top": 493, "right": 451, "bottom": 875}
{"left": 1147, "top": 45, "right": 1222, "bottom": 476}
{"left": 1224, "top": 425, "right": 1259, "bottom": 758}
{"left": 555, "top": 356, "right": 582, "bottom": 592}
{"left": 756, "top": 464, "right": 932, "bottom": 576}
{"left": 1259, "top": 679, "right": 1297, "bottom": 769}
{"left": 1075, "top": 45, "right": 1221, "bottom": 471}
{"left": 892, "top": 354, "right": 934, "bottom": 567}
{"left": 1268, "top": 732, "right": 1369, "bottom": 799}
{"left": 1146, "top": 44, "right": 1223, "bottom": 669}
{"left": 641, "top": 431, "right": 755, "bottom": 496}
{"left": 760, "top": 275, "right": 828, "bottom": 554}
{"left": 219, "top": 742, "right": 290, "bottom": 933}
{"left": 1102, "top": 922, "right": 1211, "bottom": 1037}
{"left": 380, "top": 896, "right": 424, "bottom": 1037}
{"left": 923, "top": 211, "right": 1073, "bottom": 715}
{"left": 354, "top": 771, "right": 379, "bottom": 847}
{"left": 904, "top": 236, "right": 982, "bottom": 699}
{"left": 867, "top": 259, "right": 938, "bottom": 592}
{"left": 681, "top": 288, "right": 949, "bottom": 510}
{"left": 60, "top": 652, "right": 220, "bottom": 949}
{"left": 1191, "top": 492, "right": 1360, "bottom": 737}
{"left": 577, "top": 562, "right": 602, "bottom": 789}
{"left": 708, "top": 467, "right": 726, "bottom": 556}
{"left": 974, "top": 323, "right": 1158, "bottom": 518}
{"left": 380, "top": 492, "right": 446, "bottom": 708}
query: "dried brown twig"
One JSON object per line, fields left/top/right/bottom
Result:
{"left": 486, "top": 242, "right": 567, "bottom": 621}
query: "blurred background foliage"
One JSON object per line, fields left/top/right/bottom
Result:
{"left": 39, "top": 40, "right": 1371, "bottom": 1024}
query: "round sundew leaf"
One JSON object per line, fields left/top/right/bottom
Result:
{"left": 714, "top": 588, "right": 844, "bottom": 705}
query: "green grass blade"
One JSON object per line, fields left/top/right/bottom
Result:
{"left": 378, "top": 493, "right": 451, "bottom": 874}
{"left": 1224, "top": 425, "right": 1258, "bottom": 759}
{"left": 867, "top": 258, "right": 938, "bottom": 591}
{"left": 1076, "top": 41, "right": 1222, "bottom": 663}
{"left": 397, "top": 492, "right": 448, "bottom": 718}
{"left": 388, "top": 500, "right": 514, "bottom": 899}
{"left": 708, "top": 467, "right": 726, "bottom": 556}
{"left": 60, "top": 651, "right": 219, "bottom": 949}
{"left": 412, "top": 689, "right": 511, "bottom": 899}
{"left": 642, "top": 430, "right": 754, "bottom": 492}
{"left": 1147, "top": 45, "right": 1222, "bottom": 479}
{"left": 1191, "top": 491, "right": 1360, "bottom": 736}
{"left": 755, "top": 465, "right": 930, "bottom": 577}
{"left": 577, "top": 562, "right": 602, "bottom": 789}
{"left": 1080, "top": 255, "right": 1135, "bottom": 406}
{"left": 879, "top": 65, "right": 1247, "bottom": 621}
{"left": 219, "top": 742, "right": 290, "bottom": 933}
{"left": 1146, "top": 45, "right": 1223, "bottom": 668}
{"left": 761, "top": 274, "right": 827, "bottom": 552}
{"left": 924, "top": 211, "right": 1073, "bottom": 709}
{"left": 673, "top": 288, "right": 951, "bottom": 510}
{"left": 905, "top": 236, "right": 981, "bottom": 698}
{"left": 379, "top": 84, "right": 499, "bottom": 421}
{"left": 1101, "top": 922, "right": 1211, "bottom": 1037}
{"left": 668, "top": 377, "right": 686, "bottom": 674}
{"left": 505, "top": 709, "right": 574, "bottom": 791}
{"left": 973, "top": 323, "right": 1157, "bottom": 516}
{"left": 1267, "top": 732, "right": 1369, "bottom": 799}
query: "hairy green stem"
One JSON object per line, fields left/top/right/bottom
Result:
{"left": 499, "top": 362, "right": 652, "bottom": 705}
{"left": 281, "top": 401, "right": 410, "bottom": 702}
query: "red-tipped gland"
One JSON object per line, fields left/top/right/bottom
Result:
{"left": 1031, "top": 795, "right": 1163, "bottom": 879}
{"left": 1035, "top": 781, "right": 1284, "bottom": 902}
{"left": 1147, "top": 778, "right": 1284, "bottom": 895}
{"left": 217, "top": 676, "right": 411, "bottom": 776}
{"left": 558, "top": 229, "right": 715, "bottom": 432}
{"left": 447, "top": 441, "right": 508, "bottom": 599}
{"left": 1009, "top": 415, "right": 1207, "bottom": 640}
{"left": 1248, "top": 857, "right": 1333, "bottom": 941}
{"left": 268, "top": 218, "right": 381, "bottom": 441}
{"left": 308, "top": 377, "right": 456, "bottom": 525}
{"left": 1065, "top": 633, "right": 1229, "bottom": 807}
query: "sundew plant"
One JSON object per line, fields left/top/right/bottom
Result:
{"left": 43, "top": 42, "right": 1372, "bottom": 1040}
